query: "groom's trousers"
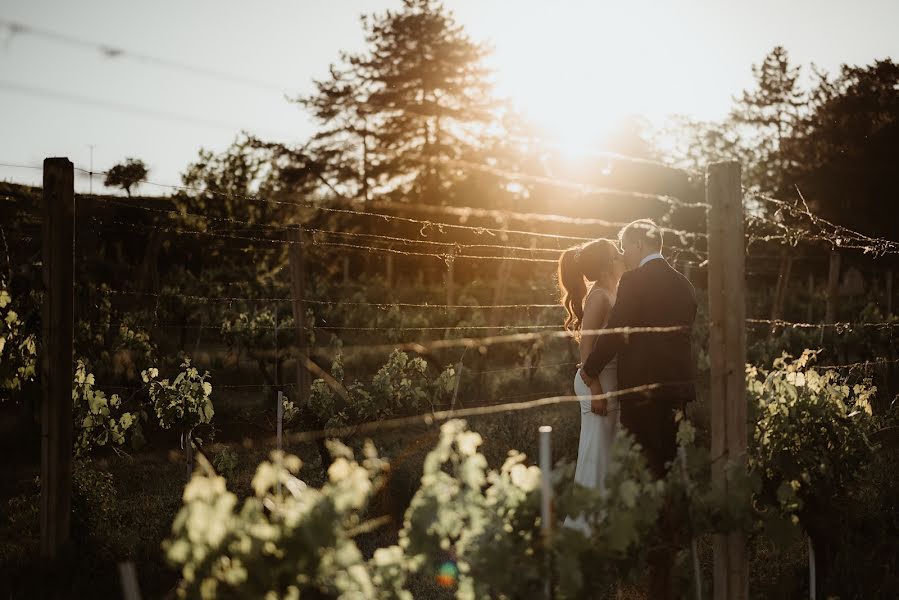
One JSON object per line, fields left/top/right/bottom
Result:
{"left": 621, "top": 398, "right": 683, "bottom": 600}
{"left": 620, "top": 398, "right": 681, "bottom": 478}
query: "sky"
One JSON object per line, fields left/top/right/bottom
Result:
{"left": 1, "top": 0, "right": 898, "bottom": 194}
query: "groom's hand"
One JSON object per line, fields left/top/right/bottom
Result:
{"left": 579, "top": 368, "right": 593, "bottom": 387}
{"left": 589, "top": 378, "right": 607, "bottom": 415}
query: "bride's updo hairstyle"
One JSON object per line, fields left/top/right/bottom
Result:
{"left": 558, "top": 238, "right": 619, "bottom": 333}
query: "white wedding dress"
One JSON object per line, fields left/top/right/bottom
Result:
{"left": 563, "top": 289, "right": 620, "bottom": 535}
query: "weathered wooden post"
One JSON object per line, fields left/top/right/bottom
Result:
{"left": 706, "top": 161, "right": 748, "bottom": 600}
{"left": 40, "top": 157, "right": 75, "bottom": 561}
{"left": 288, "top": 226, "right": 311, "bottom": 406}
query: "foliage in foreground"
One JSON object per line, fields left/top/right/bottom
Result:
{"left": 307, "top": 350, "right": 457, "bottom": 431}
{"left": 747, "top": 349, "right": 881, "bottom": 591}
{"left": 71, "top": 357, "right": 216, "bottom": 457}
{"left": 73, "top": 360, "right": 136, "bottom": 457}
{"left": 748, "top": 349, "right": 876, "bottom": 525}
{"left": 165, "top": 415, "right": 756, "bottom": 599}
{"left": 0, "top": 278, "right": 37, "bottom": 396}
{"left": 165, "top": 443, "right": 410, "bottom": 600}
{"left": 143, "top": 357, "right": 215, "bottom": 433}
{"left": 163, "top": 349, "right": 887, "bottom": 598}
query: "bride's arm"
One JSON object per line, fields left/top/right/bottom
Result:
{"left": 582, "top": 271, "right": 640, "bottom": 381}
{"left": 579, "top": 292, "right": 611, "bottom": 365}
{"left": 580, "top": 292, "right": 611, "bottom": 415}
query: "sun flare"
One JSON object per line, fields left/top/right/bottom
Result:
{"left": 470, "top": 1, "right": 712, "bottom": 157}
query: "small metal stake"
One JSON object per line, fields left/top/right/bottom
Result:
{"left": 539, "top": 425, "right": 553, "bottom": 599}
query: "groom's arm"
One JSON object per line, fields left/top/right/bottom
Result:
{"left": 581, "top": 271, "right": 641, "bottom": 380}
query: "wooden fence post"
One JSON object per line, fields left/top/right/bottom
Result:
{"left": 40, "top": 157, "right": 75, "bottom": 561}
{"left": 288, "top": 227, "right": 311, "bottom": 406}
{"left": 706, "top": 161, "right": 748, "bottom": 600}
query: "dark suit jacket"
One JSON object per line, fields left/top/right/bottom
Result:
{"left": 582, "top": 257, "right": 697, "bottom": 412}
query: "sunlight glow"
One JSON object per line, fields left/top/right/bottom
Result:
{"left": 467, "top": 0, "right": 724, "bottom": 156}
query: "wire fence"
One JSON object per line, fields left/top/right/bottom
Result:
{"left": 4, "top": 143, "right": 898, "bottom": 442}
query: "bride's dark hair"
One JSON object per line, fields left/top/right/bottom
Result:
{"left": 558, "top": 239, "right": 618, "bottom": 332}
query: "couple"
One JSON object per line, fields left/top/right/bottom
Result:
{"left": 559, "top": 219, "right": 697, "bottom": 597}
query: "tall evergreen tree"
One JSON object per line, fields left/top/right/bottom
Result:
{"left": 299, "top": 0, "right": 497, "bottom": 204}
{"left": 732, "top": 46, "right": 807, "bottom": 194}
{"left": 299, "top": 64, "right": 377, "bottom": 201}
{"left": 785, "top": 59, "right": 899, "bottom": 241}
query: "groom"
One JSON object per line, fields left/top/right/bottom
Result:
{"left": 579, "top": 218, "right": 697, "bottom": 599}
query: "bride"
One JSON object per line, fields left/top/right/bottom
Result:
{"left": 558, "top": 238, "right": 625, "bottom": 533}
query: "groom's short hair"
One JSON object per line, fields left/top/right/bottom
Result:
{"left": 619, "top": 219, "right": 662, "bottom": 252}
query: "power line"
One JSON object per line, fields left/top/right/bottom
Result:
{"left": 0, "top": 80, "right": 257, "bottom": 132}
{"left": 0, "top": 19, "right": 293, "bottom": 94}
{"left": 0, "top": 162, "right": 42, "bottom": 171}
{"left": 0, "top": 20, "right": 702, "bottom": 183}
